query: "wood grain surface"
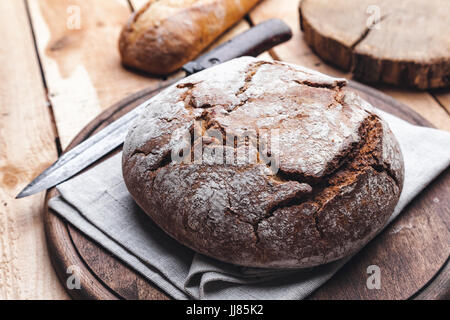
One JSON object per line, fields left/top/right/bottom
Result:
{"left": 0, "top": 0, "right": 66, "bottom": 299}
{"left": 128, "top": 0, "right": 149, "bottom": 11}
{"left": 433, "top": 91, "right": 450, "bottom": 115}
{"left": 250, "top": 0, "right": 450, "bottom": 131}
{"left": 45, "top": 81, "right": 449, "bottom": 300}
{"left": 27, "top": 0, "right": 158, "bottom": 149}
{"left": 1, "top": 0, "right": 448, "bottom": 299}
{"left": 299, "top": 0, "right": 450, "bottom": 89}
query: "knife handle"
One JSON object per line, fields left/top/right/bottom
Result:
{"left": 182, "top": 18, "right": 292, "bottom": 75}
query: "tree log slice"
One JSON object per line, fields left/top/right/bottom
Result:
{"left": 299, "top": 0, "right": 450, "bottom": 89}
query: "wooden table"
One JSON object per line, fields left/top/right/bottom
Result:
{"left": 0, "top": 0, "right": 448, "bottom": 300}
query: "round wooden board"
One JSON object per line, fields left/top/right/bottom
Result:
{"left": 44, "top": 81, "right": 450, "bottom": 300}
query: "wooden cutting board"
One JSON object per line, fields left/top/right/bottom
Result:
{"left": 299, "top": 0, "right": 450, "bottom": 89}
{"left": 44, "top": 80, "right": 450, "bottom": 300}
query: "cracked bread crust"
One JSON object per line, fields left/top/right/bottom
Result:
{"left": 122, "top": 57, "right": 404, "bottom": 268}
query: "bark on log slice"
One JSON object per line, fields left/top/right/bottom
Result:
{"left": 299, "top": 0, "right": 450, "bottom": 89}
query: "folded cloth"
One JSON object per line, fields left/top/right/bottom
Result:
{"left": 49, "top": 109, "right": 450, "bottom": 300}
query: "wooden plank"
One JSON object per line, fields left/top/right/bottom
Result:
{"left": 0, "top": 0, "right": 67, "bottom": 299}
{"left": 249, "top": 0, "right": 450, "bottom": 131}
{"left": 27, "top": 0, "right": 161, "bottom": 149}
{"left": 433, "top": 92, "right": 450, "bottom": 115}
{"left": 210, "top": 20, "right": 251, "bottom": 48}
{"left": 380, "top": 87, "right": 450, "bottom": 131}
{"left": 208, "top": 19, "right": 272, "bottom": 60}
{"left": 128, "top": 0, "right": 148, "bottom": 11}
{"left": 250, "top": 0, "right": 350, "bottom": 78}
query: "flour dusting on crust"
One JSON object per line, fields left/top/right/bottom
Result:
{"left": 122, "top": 57, "right": 404, "bottom": 268}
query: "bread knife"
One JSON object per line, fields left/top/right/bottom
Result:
{"left": 16, "top": 18, "right": 292, "bottom": 198}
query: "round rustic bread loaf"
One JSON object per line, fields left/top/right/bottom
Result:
{"left": 122, "top": 57, "right": 404, "bottom": 268}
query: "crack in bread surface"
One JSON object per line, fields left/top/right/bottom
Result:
{"left": 254, "top": 114, "right": 395, "bottom": 243}
{"left": 135, "top": 60, "right": 397, "bottom": 222}
{"left": 155, "top": 68, "right": 393, "bottom": 239}
{"left": 123, "top": 57, "right": 403, "bottom": 267}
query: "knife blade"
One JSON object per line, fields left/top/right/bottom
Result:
{"left": 16, "top": 18, "right": 292, "bottom": 199}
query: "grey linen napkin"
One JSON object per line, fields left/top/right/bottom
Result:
{"left": 49, "top": 109, "right": 450, "bottom": 300}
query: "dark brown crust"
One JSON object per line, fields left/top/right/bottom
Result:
{"left": 119, "top": 0, "right": 261, "bottom": 75}
{"left": 122, "top": 57, "right": 404, "bottom": 268}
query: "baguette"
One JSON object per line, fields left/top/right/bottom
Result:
{"left": 119, "top": 0, "right": 261, "bottom": 75}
